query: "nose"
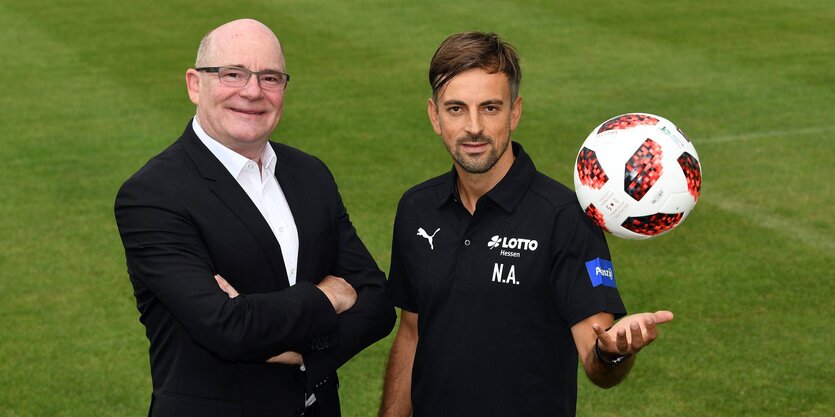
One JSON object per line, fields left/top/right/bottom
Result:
{"left": 238, "top": 73, "right": 265, "bottom": 99}
{"left": 464, "top": 109, "right": 483, "bottom": 136}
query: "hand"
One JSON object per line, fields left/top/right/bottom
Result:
{"left": 592, "top": 310, "right": 674, "bottom": 358}
{"left": 267, "top": 351, "right": 303, "bottom": 365}
{"left": 215, "top": 274, "right": 239, "bottom": 298}
{"left": 316, "top": 275, "right": 357, "bottom": 314}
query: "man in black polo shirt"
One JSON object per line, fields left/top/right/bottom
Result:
{"left": 379, "top": 32, "right": 674, "bottom": 417}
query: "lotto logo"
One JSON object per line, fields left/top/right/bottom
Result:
{"left": 488, "top": 236, "right": 501, "bottom": 249}
{"left": 487, "top": 235, "right": 538, "bottom": 251}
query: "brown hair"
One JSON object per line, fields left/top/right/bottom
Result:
{"left": 429, "top": 31, "right": 521, "bottom": 102}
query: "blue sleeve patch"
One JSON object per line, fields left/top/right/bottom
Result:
{"left": 585, "top": 258, "right": 617, "bottom": 288}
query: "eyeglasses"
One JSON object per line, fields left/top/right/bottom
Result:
{"left": 195, "top": 66, "right": 290, "bottom": 90}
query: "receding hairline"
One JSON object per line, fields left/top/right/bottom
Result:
{"left": 194, "top": 19, "right": 283, "bottom": 68}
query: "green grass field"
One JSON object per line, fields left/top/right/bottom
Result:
{"left": 1, "top": 0, "right": 833, "bottom": 416}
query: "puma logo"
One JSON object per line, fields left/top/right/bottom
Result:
{"left": 417, "top": 227, "right": 440, "bottom": 250}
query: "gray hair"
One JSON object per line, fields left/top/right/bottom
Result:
{"left": 195, "top": 30, "right": 213, "bottom": 67}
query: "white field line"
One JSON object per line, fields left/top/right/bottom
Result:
{"left": 697, "top": 126, "right": 835, "bottom": 144}
{"left": 704, "top": 193, "right": 834, "bottom": 255}
{"left": 696, "top": 127, "right": 834, "bottom": 254}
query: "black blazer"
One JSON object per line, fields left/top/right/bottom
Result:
{"left": 115, "top": 122, "right": 395, "bottom": 417}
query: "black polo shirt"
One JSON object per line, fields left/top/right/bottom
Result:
{"left": 388, "top": 142, "right": 626, "bottom": 417}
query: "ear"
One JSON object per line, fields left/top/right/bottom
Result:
{"left": 427, "top": 98, "right": 442, "bottom": 135}
{"left": 510, "top": 95, "right": 523, "bottom": 132}
{"left": 185, "top": 69, "right": 201, "bottom": 106}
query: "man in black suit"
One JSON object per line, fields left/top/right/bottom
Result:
{"left": 115, "top": 18, "right": 394, "bottom": 417}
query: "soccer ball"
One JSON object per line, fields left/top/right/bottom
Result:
{"left": 573, "top": 113, "right": 702, "bottom": 240}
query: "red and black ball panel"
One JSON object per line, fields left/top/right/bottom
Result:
{"left": 584, "top": 204, "right": 608, "bottom": 232}
{"left": 624, "top": 139, "right": 663, "bottom": 201}
{"left": 677, "top": 152, "right": 701, "bottom": 200}
{"left": 576, "top": 147, "right": 609, "bottom": 189}
{"left": 598, "top": 114, "right": 660, "bottom": 133}
{"left": 621, "top": 212, "right": 683, "bottom": 235}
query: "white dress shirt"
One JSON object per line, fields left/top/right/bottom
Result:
{"left": 192, "top": 118, "right": 300, "bottom": 285}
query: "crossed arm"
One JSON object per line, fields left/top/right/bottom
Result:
{"left": 214, "top": 274, "right": 358, "bottom": 365}
{"left": 116, "top": 168, "right": 395, "bottom": 369}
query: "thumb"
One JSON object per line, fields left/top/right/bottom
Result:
{"left": 652, "top": 310, "right": 674, "bottom": 324}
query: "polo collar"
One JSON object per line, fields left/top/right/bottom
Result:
{"left": 434, "top": 141, "right": 537, "bottom": 213}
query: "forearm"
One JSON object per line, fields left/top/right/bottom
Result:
{"left": 326, "top": 194, "right": 397, "bottom": 364}
{"left": 335, "top": 286, "right": 396, "bottom": 363}
{"left": 175, "top": 281, "right": 339, "bottom": 361}
{"left": 572, "top": 312, "right": 635, "bottom": 389}
{"left": 583, "top": 342, "right": 636, "bottom": 389}
{"left": 380, "top": 339, "right": 415, "bottom": 417}
{"left": 380, "top": 312, "right": 418, "bottom": 417}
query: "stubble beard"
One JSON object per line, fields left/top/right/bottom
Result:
{"left": 449, "top": 134, "right": 510, "bottom": 174}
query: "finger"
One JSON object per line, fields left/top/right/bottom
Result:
{"left": 652, "top": 310, "right": 674, "bottom": 324}
{"left": 273, "top": 352, "right": 303, "bottom": 365}
{"left": 267, "top": 351, "right": 299, "bottom": 364}
{"left": 214, "top": 274, "right": 239, "bottom": 298}
{"left": 592, "top": 324, "right": 615, "bottom": 346}
{"left": 616, "top": 328, "right": 629, "bottom": 354}
{"left": 227, "top": 285, "right": 239, "bottom": 298}
{"left": 644, "top": 316, "right": 659, "bottom": 343}
{"left": 629, "top": 322, "right": 645, "bottom": 351}
{"left": 214, "top": 275, "right": 228, "bottom": 291}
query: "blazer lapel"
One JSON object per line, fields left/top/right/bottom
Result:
{"left": 179, "top": 125, "right": 290, "bottom": 288}
{"left": 271, "top": 143, "right": 314, "bottom": 285}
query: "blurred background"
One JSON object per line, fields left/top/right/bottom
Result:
{"left": 0, "top": 0, "right": 832, "bottom": 416}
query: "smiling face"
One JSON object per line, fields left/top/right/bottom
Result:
{"left": 428, "top": 68, "right": 522, "bottom": 176}
{"left": 186, "top": 19, "right": 286, "bottom": 158}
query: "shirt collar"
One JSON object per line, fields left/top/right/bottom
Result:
{"left": 435, "top": 141, "right": 536, "bottom": 213}
{"left": 192, "top": 117, "right": 277, "bottom": 178}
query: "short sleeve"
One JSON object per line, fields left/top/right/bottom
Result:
{"left": 551, "top": 204, "right": 626, "bottom": 326}
{"left": 387, "top": 198, "right": 419, "bottom": 313}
